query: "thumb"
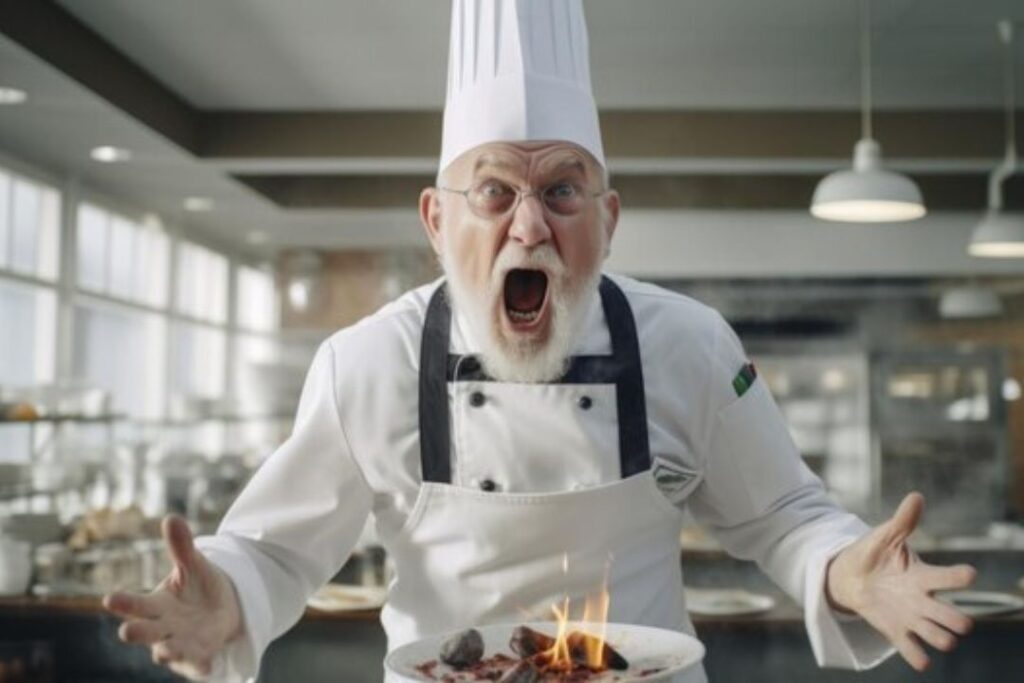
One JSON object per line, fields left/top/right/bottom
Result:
{"left": 162, "top": 514, "right": 197, "bottom": 576}
{"left": 882, "top": 492, "right": 924, "bottom": 547}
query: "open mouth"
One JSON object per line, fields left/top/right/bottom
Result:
{"left": 503, "top": 268, "right": 549, "bottom": 328}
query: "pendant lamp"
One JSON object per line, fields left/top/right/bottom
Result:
{"left": 969, "top": 20, "right": 1024, "bottom": 258}
{"left": 811, "top": 0, "right": 926, "bottom": 222}
{"left": 938, "top": 285, "right": 1003, "bottom": 319}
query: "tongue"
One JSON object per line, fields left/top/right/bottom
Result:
{"left": 505, "top": 269, "right": 547, "bottom": 313}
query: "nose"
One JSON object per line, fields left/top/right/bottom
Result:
{"left": 506, "top": 193, "right": 552, "bottom": 247}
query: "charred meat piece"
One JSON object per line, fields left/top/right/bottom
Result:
{"left": 439, "top": 629, "right": 485, "bottom": 669}
{"left": 498, "top": 659, "right": 542, "bottom": 683}
{"left": 509, "top": 626, "right": 556, "bottom": 658}
{"left": 565, "top": 631, "right": 629, "bottom": 671}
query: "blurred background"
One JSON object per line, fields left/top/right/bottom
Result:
{"left": 1, "top": 1, "right": 1024, "bottom": 681}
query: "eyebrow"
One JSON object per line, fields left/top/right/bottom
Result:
{"left": 472, "top": 155, "right": 589, "bottom": 179}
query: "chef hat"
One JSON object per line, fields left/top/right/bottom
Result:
{"left": 439, "top": 0, "right": 605, "bottom": 173}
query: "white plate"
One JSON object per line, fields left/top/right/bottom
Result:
{"left": 385, "top": 621, "right": 705, "bottom": 682}
{"left": 937, "top": 590, "right": 1024, "bottom": 617}
{"left": 684, "top": 588, "right": 776, "bottom": 617}
{"left": 306, "top": 583, "right": 387, "bottom": 612}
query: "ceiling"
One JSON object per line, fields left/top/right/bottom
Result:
{"left": 0, "top": 1, "right": 1023, "bottom": 275}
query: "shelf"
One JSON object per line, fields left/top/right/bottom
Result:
{"left": 0, "top": 414, "right": 124, "bottom": 425}
{"left": 133, "top": 414, "right": 293, "bottom": 426}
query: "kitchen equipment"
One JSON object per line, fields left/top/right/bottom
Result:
{"left": 684, "top": 588, "right": 777, "bottom": 617}
{"left": 0, "top": 535, "right": 32, "bottom": 596}
{"left": 0, "top": 513, "right": 63, "bottom": 547}
{"left": 385, "top": 621, "right": 705, "bottom": 682}
{"left": 306, "top": 583, "right": 387, "bottom": 613}
{"left": 937, "top": 590, "right": 1024, "bottom": 617}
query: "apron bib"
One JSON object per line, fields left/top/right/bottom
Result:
{"left": 378, "top": 277, "right": 706, "bottom": 682}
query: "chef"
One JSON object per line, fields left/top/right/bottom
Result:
{"left": 103, "top": 1, "right": 977, "bottom": 681}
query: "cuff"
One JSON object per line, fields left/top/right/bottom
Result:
{"left": 804, "top": 537, "right": 895, "bottom": 670}
{"left": 195, "top": 535, "right": 273, "bottom": 682}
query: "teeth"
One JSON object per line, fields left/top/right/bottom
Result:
{"left": 508, "top": 308, "right": 539, "bottom": 322}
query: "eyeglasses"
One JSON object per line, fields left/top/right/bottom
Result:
{"left": 439, "top": 179, "right": 605, "bottom": 220}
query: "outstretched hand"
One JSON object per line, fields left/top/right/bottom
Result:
{"left": 103, "top": 515, "right": 243, "bottom": 681}
{"left": 826, "top": 492, "right": 976, "bottom": 671}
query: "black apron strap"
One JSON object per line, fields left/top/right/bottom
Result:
{"left": 419, "top": 285, "right": 454, "bottom": 483}
{"left": 418, "top": 277, "right": 651, "bottom": 483}
{"left": 597, "top": 277, "right": 651, "bottom": 477}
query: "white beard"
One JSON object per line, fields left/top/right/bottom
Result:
{"left": 442, "top": 243, "right": 602, "bottom": 384}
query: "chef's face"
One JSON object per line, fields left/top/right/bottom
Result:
{"left": 420, "top": 141, "right": 620, "bottom": 382}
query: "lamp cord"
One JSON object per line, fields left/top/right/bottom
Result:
{"left": 990, "top": 20, "right": 1018, "bottom": 211}
{"left": 860, "top": 0, "right": 872, "bottom": 141}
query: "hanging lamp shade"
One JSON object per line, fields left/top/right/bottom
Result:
{"left": 811, "top": 139, "right": 926, "bottom": 222}
{"left": 938, "top": 286, "right": 1004, "bottom": 319}
{"left": 968, "top": 210, "right": 1024, "bottom": 257}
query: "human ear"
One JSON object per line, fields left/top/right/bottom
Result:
{"left": 419, "top": 187, "right": 444, "bottom": 256}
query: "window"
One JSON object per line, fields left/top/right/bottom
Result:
{"left": 0, "top": 168, "right": 60, "bottom": 281}
{"left": 236, "top": 266, "right": 278, "bottom": 332}
{"left": 170, "top": 321, "right": 227, "bottom": 401}
{"left": 72, "top": 299, "right": 167, "bottom": 419}
{"left": 0, "top": 279, "right": 56, "bottom": 387}
{"left": 75, "top": 203, "right": 169, "bottom": 307}
{"left": 175, "top": 241, "right": 228, "bottom": 324}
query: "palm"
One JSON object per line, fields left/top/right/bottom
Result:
{"left": 103, "top": 515, "right": 242, "bottom": 680}
{"left": 827, "top": 493, "right": 976, "bottom": 671}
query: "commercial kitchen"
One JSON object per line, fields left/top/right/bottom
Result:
{"left": 1, "top": 1, "right": 1023, "bottom": 682}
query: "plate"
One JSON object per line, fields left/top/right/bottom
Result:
{"left": 306, "top": 583, "right": 387, "bottom": 612}
{"left": 937, "top": 590, "right": 1024, "bottom": 617}
{"left": 385, "top": 621, "right": 705, "bottom": 682}
{"left": 684, "top": 588, "right": 776, "bottom": 617}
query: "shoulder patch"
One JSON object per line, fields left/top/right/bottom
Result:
{"left": 732, "top": 362, "right": 758, "bottom": 397}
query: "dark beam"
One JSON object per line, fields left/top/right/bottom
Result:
{"left": 0, "top": 0, "right": 199, "bottom": 152}
{"left": 206, "top": 110, "right": 1020, "bottom": 161}
{"left": 234, "top": 173, "right": 1024, "bottom": 211}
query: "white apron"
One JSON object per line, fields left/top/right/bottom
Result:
{"left": 378, "top": 278, "right": 706, "bottom": 682}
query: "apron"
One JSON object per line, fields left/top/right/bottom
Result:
{"left": 378, "top": 277, "right": 706, "bottom": 683}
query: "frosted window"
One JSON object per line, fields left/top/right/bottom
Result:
{"left": 76, "top": 203, "right": 108, "bottom": 292}
{"left": 0, "top": 171, "right": 9, "bottom": 269}
{"left": 72, "top": 300, "right": 167, "bottom": 419}
{"left": 176, "top": 242, "right": 228, "bottom": 323}
{"left": 0, "top": 279, "right": 56, "bottom": 386}
{"left": 236, "top": 266, "right": 278, "bottom": 332}
{"left": 10, "top": 179, "right": 39, "bottom": 275}
{"left": 170, "top": 322, "right": 226, "bottom": 401}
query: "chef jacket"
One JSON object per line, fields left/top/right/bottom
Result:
{"left": 196, "top": 273, "right": 894, "bottom": 680}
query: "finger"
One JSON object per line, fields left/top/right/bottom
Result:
{"left": 918, "top": 563, "right": 977, "bottom": 592}
{"left": 883, "top": 492, "right": 925, "bottom": 547}
{"left": 118, "top": 619, "right": 171, "bottom": 646}
{"left": 913, "top": 619, "right": 958, "bottom": 653}
{"left": 103, "top": 591, "right": 165, "bottom": 620}
{"left": 923, "top": 597, "right": 974, "bottom": 636}
{"left": 895, "top": 632, "right": 930, "bottom": 672}
{"left": 169, "top": 658, "right": 212, "bottom": 682}
{"left": 162, "top": 514, "right": 197, "bottom": 575}
{"left": 152, "top": 640, "right": 183, "bottom": 667}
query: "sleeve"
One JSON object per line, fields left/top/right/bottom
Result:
{"left": 686, "top": 313, "right": 894, "bottom": 671}
{"left": 193, "top": 339, "right": 374, "bottom": 681}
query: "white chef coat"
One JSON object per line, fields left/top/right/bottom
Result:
{"left": 196, "top": 272, "right": 894, "bottom": 681}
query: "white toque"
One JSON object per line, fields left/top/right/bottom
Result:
{"left": 439, "top": 0, "right": 605, "bottom": 173}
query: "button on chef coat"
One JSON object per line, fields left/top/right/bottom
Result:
{"left": 196, "top": 273, "right": 893, "bottom": 681}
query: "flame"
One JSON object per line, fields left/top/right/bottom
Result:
{"left": 539, "top": 555, "right": 612, "bottom": 672}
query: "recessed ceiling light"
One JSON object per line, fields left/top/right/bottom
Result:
{"left": 0, "top": 87, "right": 27, "bottom": 105}
{"left": 184, "top": 196, "right": 214, "bottom": 212}
{"left": 90, "top": 145, "right": 132, "bottom": 163}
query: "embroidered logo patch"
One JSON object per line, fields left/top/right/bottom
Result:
{"left": 652, "top": 457, "right": 700, "bottom": 503}
{"left": 732, "top": 362, "right": 758, "bottom": 397}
